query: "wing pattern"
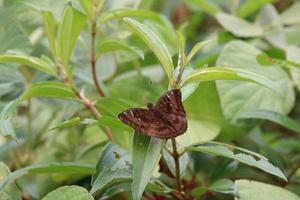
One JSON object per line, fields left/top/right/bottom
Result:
{"left": 118, "top": 89, "right": 187, "bottom": 139}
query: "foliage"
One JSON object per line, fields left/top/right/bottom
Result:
{"left": 0, "top": 0, "right": 299, "bottom": 199}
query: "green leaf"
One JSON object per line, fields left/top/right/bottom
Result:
{"left": 42, "top": 185, "right": 94, "bottom": 200}
{"left": 0, "top": 100, "right": 19, "bottom": 139}
{"left": 146, "top": 180, "right": 172, "bottom": 194}
{"left": 0, "top": 8, "right": 31, "bottom": 54}
{"left": 79, "top": 0, "right": 94, "bottom": 18}
{"left": 21, "top": 81, "right": 75, "bottom": 100}
{"left": 184, "top": 0, "right": 220, "bottom": 16}
{"left": 0, "top": 55, "right": 56, "bottom": 75}
{"left": 176, "top": 119, "right": 221, "bottom": 147}
{"left": 49, "top": 117, "right": 81, "bottom": 131}
{"left": 216, "top": 40, "right": 295, "bottom": 123}
{"left": 181, "top": 67, "right": 277, "bottom": 92}
{"left": 234, "top": 180, "right": 300, "bottom": 200}
{"left": 99, "top": 39, "right": 144, "bottom": 59}
{"left": 280, "top": 2, "right": 300, "bottom": 25}
{"left": 162, "top": 148, "right": 189, "bottom": 177}
{"left": 186, "top": 142, "right": 287, "bottom": 181}
{"left": 238, "top": 0, "right": 274, "bottom": 18}
{"left": 186, "top": 40, "right": 213, "bottom": 65}
{"left": 0, "top": 162, "right": 95, "bottom": 191}
{"left": 57, "top": 6, "right": 87, "bottom": 66}
{"left": 0, "top": 162, "right": 21, "bottom": 200}
{"left": 90, "top": 143, "right": 132, "bottom": 194}
{"left": 132, "top": 133, "right": 165, "bottom": 200}
{"left": 43, "top": 11, "right": 57, "bottom": 58}
{"left": 101, "top": 9, "right": 167, "bottom": 25}
{"left": 121, "top": 17, "right": 173, "bottom": 80}
{"left": 92, "top": 116, "right": 132, "bottom": 132}
{"left": 216, "top": 13, "right": 263, "bottom": 37}
{"left": 238, "top": 110, "right": 300, "bottom": 134}
{"left": 192, "top": 179, "right": 236, "bottom": 198}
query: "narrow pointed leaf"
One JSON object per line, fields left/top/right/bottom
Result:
{"left": 186, "top": 142, "right": 287, "bottom": 181}
{"left": 43, "top": 11, "right": 57, "bottom": 58}
{"left": 57, "top": 6, "right": 86, "bottom": 66}
{"left": 238, "top": 110, "right": 300, "bottom": 134}
{"left": 21, "top": 81, "right": 76, "bottom": 100}
{"left": 0, "top": 162, "right": 95, "bottom": 191}
{"left": 122, "top": 17, "right": 173, "bottom": 80}
{"left": 181, "top": 67, "right": 277, "bottom": 92}
{"left": 132, "top": 133, "right": 165, "bottom": 200}
{"left": 49, "top": 117, "right": 81, "bottom": 131}
{"left": 0, "top": 55, "right": 56, "bottom": 75}
{"left": 186, "top": 40, "right": 213, "bottom": 65}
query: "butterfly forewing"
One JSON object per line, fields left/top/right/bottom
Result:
{"left": 118, "top": 108, "right": 177, "bottom": 139}
{"left": 118, "top": 89, "right": 187, "bottom": 139}
{"left": 155, "top": 89, "right": 186, "bottom": 117}
{"left": 154, "top": 89, "right": 187, "bottom": 134}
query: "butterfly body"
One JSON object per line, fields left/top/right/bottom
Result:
{"left": 118, "top": 89, "right": 187, "bottom": 139}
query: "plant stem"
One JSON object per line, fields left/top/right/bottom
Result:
{"left": 287, "top": 161, "right": 300, "bottom": 182}
{"left": 90, "top": 19, "right": 105, "bottom": 97}
{"left": 57, "top": 61, "right": 113, "bottom": 141}
{"left": 72, "top": 87, "right": 113, "bottom": 141}
{"left": 27, "top": 99, "right": 32, "bottom": 135}
{"left": 171, "top": 138, "right": 183, "bottom": 193}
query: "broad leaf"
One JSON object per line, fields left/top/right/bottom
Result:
{"left": 0, "top": 54, "right": 56, "bottom": 75}
{"left": 0, "top": 8, "right": 31, "bottom": 54}
{"left": 132, "top": 133, "right": 164, "bottom": 200}
{"left": 57, "top": 6, "right": 86, "bottom": 66}
{"left": 42, "top": 185, "right": 94, "bottom": 200}
{"left": 186, "top": 142, "right": 287, "bottom": 181}
{"left": 0, "top": 100, "right": 19, "bottom": 138}
{"left": 0, "top": 162, "right": 95, "bottom": 190}
{"left": 177, "top": 119, "right": 220, "bottom": 147}
{"left": 0, "top": 162, "right": 21, "bottom": 200}
{"left": 90, "top": 143, "right": 132, "bottom": 194}
{"left": 238, "top": 110, "right": 300, "bottom": 134}
{"left": 216, "top": 13, "right": 263, "bottom": 37}
{"left": 238, "top": 0, "right": 274, "bottom": 18}
{"left": 216, "top": 40, "right": 295, "bottom": 123}
{"left": 122, "top": 17, "right": 173, "bottom": 80}
{"left": 280, "top": 2, "right": 300, "bottom": 25}
{"left": 234, "top": 180, "right": 300, "bottom": 200}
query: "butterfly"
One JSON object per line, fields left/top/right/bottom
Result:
{"left": 118, "top": 89, "right": 187, "bottom": 139}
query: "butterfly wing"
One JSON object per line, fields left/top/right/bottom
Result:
{"left": 118, "top": 108, "right": 176, "bottom": 139}
{"left": 154, "top": 89, "right": 187, "bottom": 134}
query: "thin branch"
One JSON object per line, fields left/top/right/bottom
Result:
{"left": 287, "top": 161, "right": 300, "bottom": 182}
{"left": 90, "top": 19, "right": 105, "bottom": 97}
{"left": 171, "top": 138, "right": 183, "bottom": 192}
{"left": 57, "top": 62, "right": 113, "bottom": 141}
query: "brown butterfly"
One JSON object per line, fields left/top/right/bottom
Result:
{"left": 118, "top": 89, "right": 187, "bottom": 139}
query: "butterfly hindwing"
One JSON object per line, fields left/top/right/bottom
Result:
{"left": 118, "top": 108, "right": 177, "bottom": 139}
